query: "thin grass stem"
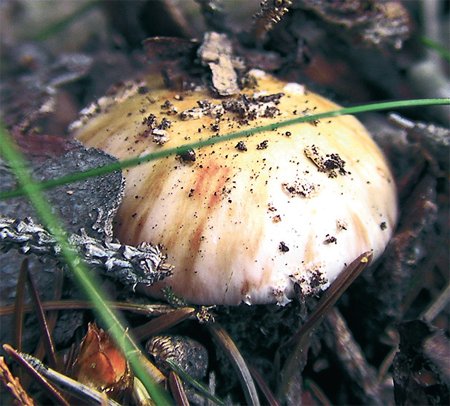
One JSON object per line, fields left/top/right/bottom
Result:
{"left": 1, "top": 98, "right": 448, "bottom": 200}
{"left": 0, "top": 124, "right": 171, "bottom": 405}
{"left": 421, "top": 36, "right": 450, "bottom": 63}
{"left": 31, "top": 1, "right": 99, "bottom": 41}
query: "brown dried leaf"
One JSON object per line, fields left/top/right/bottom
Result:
{"left": 71, "top": 323, "right": 133, "bottom": 400}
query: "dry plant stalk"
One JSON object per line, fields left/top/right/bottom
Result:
{"left": 0, "top": 356, "right": 35, "bottom": 406}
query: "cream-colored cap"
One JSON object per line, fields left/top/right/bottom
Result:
{"left": 74, "top": 70, "right": 397, "bottom": 305}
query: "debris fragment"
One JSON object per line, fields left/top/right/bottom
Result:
{"left": 304, "top": 145, "right": 347, "bottom": 178}
{"left": 197, "top": 32, "right": 240, "bottom": 96}
{"left": 0, "top": 216, "right": 173, "bottom": 288}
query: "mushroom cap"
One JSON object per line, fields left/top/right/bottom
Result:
{"left": 73, "top": 70, "right": 397, "bottom": 305}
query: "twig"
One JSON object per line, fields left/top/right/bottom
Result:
{"left": 34, "top": 268, "right": 64, "bottom": 365}
{"left": 303, "top": 379, "right": 332, "bottom": 406}
{"left": 168, "top": 371, "right": 190, "bottom": 406}
{"left": 0, "top": 300, "right": 178, "bottom": 317}
{"left": 13, "top": 259, "right": 28, "bottom": 352}
{"left": 4, "top": 344, "right": 120, "bottom": 406}
{"left": 166, "top": 359, "right": 224, "bottom": 406}
{"left": 26, "top": 269, "right": 57, "bottom": 369}
{"left": 208, "top": 323, "right": 260, "bottom": 406}
{"left": 132, "top": 307, "right": 196, "bottom": 341}
{"left": 0, "top": 357, "right": 35, "bottom": 406}
{"left": 0, "top": 216, "right": 173, "bottom": 288}
{"left": 324, "top": 308, "right": 382, "bottom": 404}
{"left": 249, "top": 365, "right": 280, "bottom": 406}
{"left": 3, "top": 345, "right": 69, "bottom": 406}
{"left": 422, "top": 281, "right": 450, "bottom": 323}
{"left": 278, "top": 252, "right": 372, "bottom": 400}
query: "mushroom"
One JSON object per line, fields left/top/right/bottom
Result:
{"left": 72, "top": 69, "right": 397, "bottom": 306}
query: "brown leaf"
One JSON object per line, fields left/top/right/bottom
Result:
{"left": 71, "top": 323, "right": 132, "bottom": 400}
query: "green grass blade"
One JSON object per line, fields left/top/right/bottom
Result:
{"left": 31, "top": 1, "right": 100, "bottom": 41}
{"left": 166, "top": 359, "right": 225, "bottom": 405}
{"left": 0, "top": 123, "right": 171, "bottom": 405}
{"left": 421, "top": 36, "right": 450, "bottom": 63}
{"left": 1, "top": 97, "right": 448, "bottom": 200}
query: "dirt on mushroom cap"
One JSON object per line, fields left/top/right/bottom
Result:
{"left": 73, "top": 70, "right": 398, "bottom": 305}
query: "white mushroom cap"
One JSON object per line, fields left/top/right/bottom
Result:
{"left": 73, "top": 70, "right": 398, "bottom": 305}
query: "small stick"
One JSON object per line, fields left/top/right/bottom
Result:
{"left": 422, "top": 281, "right": 450, "bottom": 323}
{"left": 166, "top": 359, "right": 224, "bottom": 406}
{"left": 13, "top": 259, "right": 28, "bottom": 352}
{"left": 0, "top": 300, "right": 177, "bottom": 317}
{"left": 325, "top": 308, "right": 382, "bottom": 404}
{"left": 3, "top": 344, "right": 70, "bottom": 406}
{"left": 278, "top": 252, "right": 372, "bottom": 400}
{"left": 168, "top": 371, "right": 190, "bottom": 406}
{"left": 26, "top": 269, "right": 57, "bottom": 369}
{"left": 249, "top": 364, "right": 280, "bottom": 406}
{"left": 4, "top": 344, "right": 120, "bottom": 406}
{"left": 208, "top": 323, "right": 260, "bottom": 406}
{"left": 34, "top": 268, "right": 64, "bottom": 366}
{"left": 132, "top": 307, "right": 196, "bottom": 341}
{"left": 0, "top": 356, "right": 35, "bottom": 406}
